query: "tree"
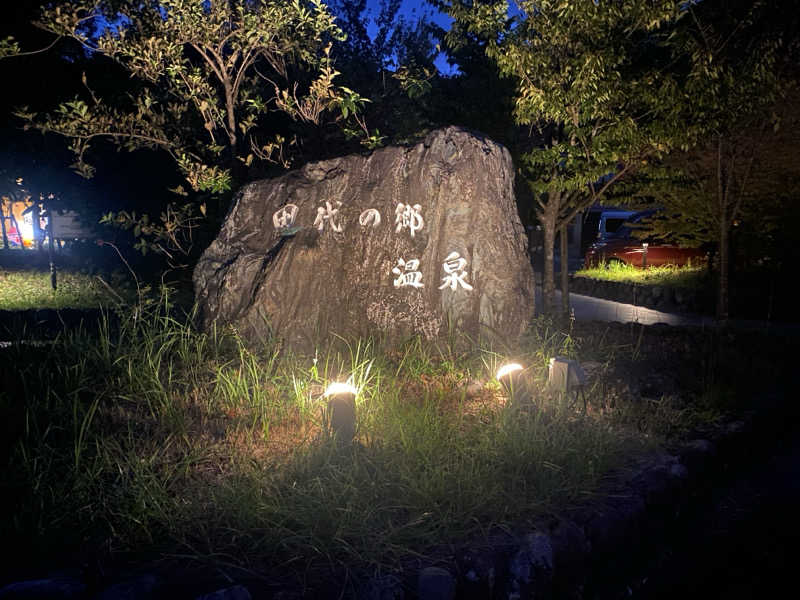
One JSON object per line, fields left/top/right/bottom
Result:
{"left": 442, "top": 0, "right": 684, "bottom": 314}
{"left": 654, "top": 0, "right": 794, "bottom": 321}
{"left": 325, "top": 0, "right": 444, "bottom": 147}
{"left": 430, "top": 0, "right": 517, "bottom": 146}
{"left": 621, "top": 91, "right": 800, "bottom": 308}
{"left": 25, "top": 0, "right": 353, "bottom": 186}
{"left": 12, "top": 0, "right": 364, "bottom": 257}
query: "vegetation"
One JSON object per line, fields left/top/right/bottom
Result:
{"left": 621, "top": 0, "right": 799, "bottom": 320}
{"left": 327, "top": 0, "right": 443, "bottom": 146}
{"left": 0, "top": 267, "right": 135, "bottom": 310}
{"left": 575, "top": 262, "right": 707, "bottom": 290}
{"left": 0, "top": 1, "right": 798, "bottom": 588}
{"left": 27, "top": 0, "right": 358, "bottom": 184}
{"left": 442, "top": 0, "right": 685, "bottom": 315}
{"left": 12, "top": 0, "right": 370, "bottom": 258}
{"left": 3, "top": 1, "right": 796, "bottom": 310}
{"left": 4, "top": 284, "right": 784, "bottom": 585}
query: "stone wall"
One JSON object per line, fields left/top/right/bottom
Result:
{"left": 569, "top": 276, "right": 714, "bottom": 315}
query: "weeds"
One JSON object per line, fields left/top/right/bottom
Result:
{"left": 1, "top": 287, "right": 785, "bottom": 586}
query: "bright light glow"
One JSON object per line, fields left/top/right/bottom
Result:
{"left": 2, "top": 200, "right": 36, "bottom": 247}
{"left": 20, "top": 212, "right": 34, "bottom": 244}
{"left": 324, "top": 382, "right": 358, "bottom": 397}
{"left": 496, "top": 363, "right": 523, "bottom": 380}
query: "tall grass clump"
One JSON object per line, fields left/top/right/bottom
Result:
{"left": 2, "top": 290, "right": 742, "bottom": 586}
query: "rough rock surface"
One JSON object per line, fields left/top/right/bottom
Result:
{"left": 194, "top": 126, "right": 534, "bottom": 349}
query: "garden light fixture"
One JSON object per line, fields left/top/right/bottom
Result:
{"left": 547, "top": 357, "right": 588, "bottom": 409}
{"left": 324, "top": 382, "right": 358, "bottom": 397}
{"left": 496, "top": 362, "right": 526, "bottom": 402}
{"left": 323, "top": 382, "right": 357, "bottom": 444}
{"left": 496, "top": 363, "right": 523, "bottom": 380}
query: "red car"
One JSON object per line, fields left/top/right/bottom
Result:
{"left": 584, "top": 210, "right": 707, "bottom": 268}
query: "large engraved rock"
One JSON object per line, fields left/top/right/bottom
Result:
{"left": 194, "top": 126, "right": 534, "bottom": 350}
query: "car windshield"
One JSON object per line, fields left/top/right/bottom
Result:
{"left": 606, "top": 213, "right": 660, "bottom": 241}
{"left": 611, "top": 223, "right": 636, "bottom": 238}
{"left": 604, "top": 218, "right": 629, "bottom": 234}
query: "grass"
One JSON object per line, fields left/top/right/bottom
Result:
{"left": 0, "top": 267, "right": 136, "bottom": 310}
{"left": 575, "top": 261, "right": 707, "bottom": 289}
{"left": 1, "top": 286, "right": 788, "bottom": 590}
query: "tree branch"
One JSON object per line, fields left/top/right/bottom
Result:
{"left": 0, "top": 35, "right": 63, "bottom": 59}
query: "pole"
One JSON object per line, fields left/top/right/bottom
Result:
{"left": 560, "top": 224, "right": 570, "bottom": 316}
{"left": 0, "top": 199, "right": 8, "bottom": 250}
{"left": 46, "top": 202, "right": 57, "bottom": 290}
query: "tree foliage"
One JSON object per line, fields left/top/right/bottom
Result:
{"left": 633, "top": 0, "right": 797, "bottom": 320}
{"left": 326, "top": 0, "right": 444, "bottom": 147}
{"left": 16, "top": 0, "right": 361, "bottom": 193}
{"left": 5, "top": 0, "right": 378, "bottom": 260}
{"left": 442, "top": 0, "right": 684, "bottom": 312}
{"left": 0, "top": 37, "right": 21, "bottom": 58}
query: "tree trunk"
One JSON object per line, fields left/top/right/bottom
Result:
{"left": 715, "top": 135, "right": 732, "bottom": 323}
{"left": 46, "top": 204, "right": 57, "bottom": 291}
{"left": 717, "top": 217, "right": 730, "bottom": 322}
{"left": 0, "top": 201, "right": 8, "bottom": 250}
{"left": 541, "top": 208, "right": 557, "bottom": 314}
{"left": 526, "top": 224, "right": 538, "bottom": 318}
{"left": 560, "top": 223, "right": 570, "bottom": 316}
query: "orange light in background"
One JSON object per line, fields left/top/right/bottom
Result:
{"left": 1, "top": 197, "right": 36, "bottom": 248}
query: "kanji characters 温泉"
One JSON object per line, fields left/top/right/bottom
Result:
{"left": 438, "top": 251, "right": 473, "bottom": 291}
{"left": 392, "top": 257, "right": 424, "bottom": 288}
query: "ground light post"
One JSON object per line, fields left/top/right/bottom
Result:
{"left": 547, "top": 357, "right": 588, "bottom": 410}
{"left": 324, "top": 382, "right": 357, "bottom": 446}
{"left": 496, "top": 363, "right": 527, "bottom": 406}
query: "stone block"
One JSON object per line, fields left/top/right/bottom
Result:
{"left": 194, "top": 127, "right": 534, "bottom": 350}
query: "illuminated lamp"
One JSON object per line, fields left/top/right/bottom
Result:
{"left": 324, "top": 382, "right": 357, "bottom": 444}
{"left": 495, "top": 362, "right": 526, "bottom": 401}
{"left": 496, "top": 363, "right": 523, "bottom": 380}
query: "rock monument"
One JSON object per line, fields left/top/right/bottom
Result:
{"left": 194, "top": 126, "right": 534, "bottom": 350}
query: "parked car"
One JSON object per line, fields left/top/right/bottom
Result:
{"left": 584, "top": 210, "right": 707, "bottom": 268}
